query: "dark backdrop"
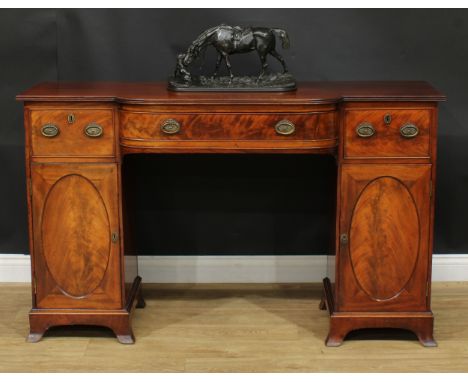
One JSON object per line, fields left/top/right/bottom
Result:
{"left": 1, "top": 9, "right": 467, "bottom": 255}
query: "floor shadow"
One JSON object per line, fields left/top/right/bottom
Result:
{"left": 344, "top": 328, "right": 419, "bottom": 342}
{"left": 44, "top": 325, "right": 115, "bottom": 339}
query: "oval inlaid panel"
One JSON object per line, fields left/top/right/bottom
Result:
{"left": 41, "top": 174, "right": 111, "bottom": 298}
{"left": 349, "top": 177, "right": 420, "bottom": 301}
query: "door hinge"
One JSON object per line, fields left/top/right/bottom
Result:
{"left": 33, "top": 275, "right": 37, "bottom": 295}
{"left": 426, "top": 281, "right": 430, "bottom": 297}
{"left": 29, "top": 178, "right": 32, "bottom": 198}
{"left": 430, "top": 180, "right": 433, "bottom": 198}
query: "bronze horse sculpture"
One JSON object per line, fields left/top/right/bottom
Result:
{"left": 175, "top": 24, "right": 290, "bottom": 82}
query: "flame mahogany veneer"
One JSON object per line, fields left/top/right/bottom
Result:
{"left": 17, "top": 81, "right": 445, "bottom": 346}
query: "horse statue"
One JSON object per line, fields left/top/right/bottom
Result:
{"left": 174, "top": 24, "right": 291, "bottom": 83}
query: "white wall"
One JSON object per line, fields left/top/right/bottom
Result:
{"left": 1, "top": 254, "right": 467, "bottom": 282}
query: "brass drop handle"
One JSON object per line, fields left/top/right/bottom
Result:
{"left": 84, "top": 123, "right": 103, "bottom": 138}
{"left": 400, "top": 123, "right": 419, "bottom": 138}
{"left": 356, "top": 123, "right": 375, "bottom": 138}
{"left": 161, "top": 119, "right": 181, "bottom": 134}
{"left": 41, "top": 124, "right": 60, "bottom": 138}
{"left": 275, "top": 119, "right": 296, "bottom": 135}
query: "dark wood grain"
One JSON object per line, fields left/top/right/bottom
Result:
{"left": 120, "top": 110, "right": 338, "bottom": 153}
{"left": 325, "top": 310, "right": 436, "bottom": 347}
{"left": 17, "top": 81, "right": 446, "bottom": 103}
{"left": 17, "top": 81, "right": 444, "bottom": 345}
{"left": 337, "top": 164, "right": 431, "bottom": 312}
{"left": 31, "top": 163, "right": 122, "bottom": 309}
{"left": 349, "top": 176, "right": 420, "bottom": 301}
{"left": 27, "top": 277, "right": 142, "bottom": 344}
{"left": 41, "top": 173, "right": 111, "bottom": 298}
{"left": 30, "top": 107, "right": 115, "bottom": 158}
{"left": 344, "top": 107, "right": 431, "bottom": 158}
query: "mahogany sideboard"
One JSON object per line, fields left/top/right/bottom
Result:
{"left": 17, "top": 81, "right": 446, "bottom": 346}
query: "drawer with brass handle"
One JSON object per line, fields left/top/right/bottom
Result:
{"left": 160, "top": 119, "right": 181, "bottom": 134}
{"left": 120, "top": 112, "right": 337, "bottom": 151}
{"left": 400, "top": 123, "right": 419, "bottom": 138}
{"left": 356, "top": 123, "right": 375, "bottom": 138}
{"left": 274, "top": 119, "right": 296, "bottom": 135}
{"left": 344, "top": 108, "right": 431, "bottom": 158}
{"left": 84, "top": 123, "right": 104, "bottom": 138}
{"left": 41, "top": 124, "right": 60, "bottom": 138}
{"left": 30, "top": 109, "right": 114, "bottom": 157}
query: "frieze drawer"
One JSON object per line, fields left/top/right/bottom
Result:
{"left": 344, "top": 108, "right": 431, "bottom": 158}
{"left": 120, "top": 112, "right": 337, "bottom": 142}
{"left": 30, "top": 109, "right": 115, "bottom": 157}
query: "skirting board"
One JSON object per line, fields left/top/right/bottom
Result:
{"left": 1, "top": 254, "right": 468, "bottom": 283}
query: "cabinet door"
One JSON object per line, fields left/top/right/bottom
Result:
{"left": 337, "top": 164, "right": 432, "bottom": 312}
{"left": 31, "top": 164, "right": 122, "bottom": 309}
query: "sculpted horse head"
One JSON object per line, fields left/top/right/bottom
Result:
{"left": 174, "top": 53, "right": 193, "bottom": 82}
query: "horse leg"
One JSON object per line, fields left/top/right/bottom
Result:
{"left": 269, "top": 50, "right": 288, "bottom": 73}
{"left": 213, "top": 53, "right": 223, "bottom": 78}
{"left": 224, "top": 54, "right": 234, "bottom": 81}
{"left": 257, "top": 54, "right": 269, "bottom": 81}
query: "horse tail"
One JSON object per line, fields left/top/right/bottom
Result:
{"left": 271, "top": 28, "right": 290, "bottom": 49}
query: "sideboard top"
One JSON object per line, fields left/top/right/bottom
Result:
{"left": 17, "top": 81, "right": 446, "bottom": 104}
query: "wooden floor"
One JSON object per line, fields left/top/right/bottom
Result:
{"left": 0, "top": 282, "right": 468, "bottom": 372}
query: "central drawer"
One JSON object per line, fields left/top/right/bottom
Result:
{"left": 120, "top": 112, "right": 337, "bottom": 142}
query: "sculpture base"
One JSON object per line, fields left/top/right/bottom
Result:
{"left": 168, "top": 73, "right": 297, "bottom": 92}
